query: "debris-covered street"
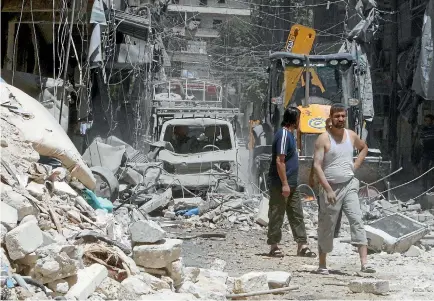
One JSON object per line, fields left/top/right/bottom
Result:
{"left": 2, "top": 0, "right": 434, "bottom": 300}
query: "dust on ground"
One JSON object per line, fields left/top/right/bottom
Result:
{"left": 171, "top": 221, "right": 434, "bottom": 300}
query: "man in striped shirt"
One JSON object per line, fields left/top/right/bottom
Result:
{"left": 420, "top": 114, "right": 434, "bottom": 190}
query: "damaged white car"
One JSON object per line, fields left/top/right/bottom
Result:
{"left": 151, "top": 118, "right": 245, "bottom": 195}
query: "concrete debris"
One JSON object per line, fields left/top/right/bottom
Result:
{"left": 96, "top": 277, "right": 138, "bottom": 300}
{"left": 121, "top": 275, "right": 153, "bottom": 296}
{"left": 47, "top": 279, "right": 70, "bottom": 294}
{"left": 53, "top": 181, "right": 78, "bottom": 197}
{"left": 178, "top": 281, "right": 226, "bottom": 301}
{"left": 139, "top": 188, "right": 173, "bottom": 214}
{"left": 119, "top": 167, "right": 144, "bottom": 185}
{"left": 25, "top": 181, "right": 47, "bottom": 199}
{"left": 2, "top": 82, "right": 433, "bottom": 301}
{"left": 1, "top": 190, "right": 38, "bottom": 221}
{"left": 0, "top": 224, "right": 7, "bottom": 244}
{"left": 130, "top": 220, "right": 166, "bottom": 243}
{"left": 1, "top": 201, "right": 18, "bottom": 230}
{"left": 21, "top": 215, "right": 38, "bottom": 225}
{"left": 166, "top": 258, "right": 185, "bottom": 288}
{"left": 348, "top": 279, "right": 390, "bottom": 295}
{"left": 133, "top": 239, "right": 182, "bottom": 268}
{"left": 139, "top": 273, "right": 171, "bottom": 291}
{"left": 233, "top": 271, "right": 269, "bottom": 294}
{"left": 365, "top": 213, "right": 430, "bottom": 253}
{"left": 404, "top": 245, "right": 424, "bottom": 257}
{"left": 174, "top": 197, "right": 205, "bottom": 211}
{"left": 266, "top": 271, "right": 292, "bottom": 289}
{"left": 30, "top": 244, "right": 82, "bottom": 283}
{"left": 5, "top": 221, "right": 43, "bottom": 260}
{"left": 66, "top": 264, "right": 108, "bottom": 300}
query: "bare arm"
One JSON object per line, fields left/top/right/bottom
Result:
{"left": 352, "top": 131, "right": 368, "bottom": 170}
{"left": 313, "top": 135, "right": 333, "bottom": 192}
{"left": 276, "top": 154, "right": 288, "bottom": 186}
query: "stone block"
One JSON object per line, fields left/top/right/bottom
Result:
{"left": 5, "top": 221, "right": 43, "bottom": 260}
{"left": 121, "top": 275, "right": 153, "bottom": 296}
{"left": 26, "top": 182, "right": 46, "bottom": 199}
{"left": 96, "top": 277, "right": 138, "bottom": 300}
{"left": 404, "top": 245, "right": 424, "bottom": 257}
{"left": 1, "top": 190, "right": 38, "bottom": 221}
{"left": 130, "top": 220, "right": 166, "bottom": 244}
{"left": 166, "top": 258, "right": 185, "bottom": 288}
{"left": 266, "top": 271, "right": 292, "bottom": 289}
{"left": 53, "top": 182, "right": 78, "bottom": 197}
{"left": 195, "top": 268, "right": 228, "bottom": 294}
{"left": 21, "top": 215, "right": 38, "bottom": 225}
{"left": 66, "top": 264, "right": 108, "bottom": 300}
{"left": 178, "top": 281, "right": 226, "bottom": 301}
{"left": 41, "top": 231, "right": 57, "bottom": 247}
{"left": 173, "top": 197, "right": 204, "bottom": 211}
{"left": 1, "top": 201, "right": 18, "bottom": 230}
{"left": 233, "top": 272, "right": 268, "bottom": 294}
{"left": 31, "top": 244, "right": 81, "bottom": 283}
{"left": 133, "top": 239, "right": 182, "bottom": 269}
{"left": 348, "top": 279, "right": 389, "bottom": 295}
{"left": 139, "top": 188, "right": 172, "bottom": 214}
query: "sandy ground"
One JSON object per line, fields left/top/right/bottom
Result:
{"left": 175, "top": 223, "right": 434, "bottom": 300}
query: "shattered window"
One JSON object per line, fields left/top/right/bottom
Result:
{"left": 162, "top": 124, "right": 233, "bottom": 154}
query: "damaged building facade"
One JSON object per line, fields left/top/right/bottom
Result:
{"left": 313, "top": 0, "right": 434, "bottom": 183}
{"left": 1, "top": 0, "right": 171, "bottom": 152}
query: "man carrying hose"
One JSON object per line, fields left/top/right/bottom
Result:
{"left": 313, "top": 103, "right": 375, "bottom": 274}
{"left": 267, "top": 107, "right": 316, "bottom": 258}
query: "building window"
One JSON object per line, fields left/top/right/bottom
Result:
{"left": 199, "top": 0, "right": 207, "bottom": 6}
{"left": 218, "top": 0, "right": 225, "bottom": 3}
{"left": 173, "top": 0, "right": 179, "bottom": 3}
{"left": 213, "top": 19, "right": 223, "bottom": 29}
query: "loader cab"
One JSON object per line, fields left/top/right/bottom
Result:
{"left": 266, "top": 52, "right": 356, "bottom": 156}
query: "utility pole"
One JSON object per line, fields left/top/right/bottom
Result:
{"left": 388, "top": 0, "right": 399, "bottom": 169}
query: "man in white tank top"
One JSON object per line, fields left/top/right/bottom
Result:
{"left": 313, "top": 104, "right": 375, "bottom": 275}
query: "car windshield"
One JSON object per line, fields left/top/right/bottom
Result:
{"left": 162, "top": 124, "right": 233, "bottom": 154}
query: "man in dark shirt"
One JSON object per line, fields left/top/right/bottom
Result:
{"left": 420, "top": 114, "right": 434, "bottom": 190}
{"left": 267, "top": 107, "right": 315, "bottom": 258}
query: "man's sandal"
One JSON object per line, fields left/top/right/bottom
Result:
{"left": 360, "top": 264, "right": 376, "bottom": 273}
{"left": 316, "top": 267, "right": 329, "bottom": 275}
{"left": 297, "top": 247, "right": 317, "bottom": 258}
{"left": 268, "top": 247, "right": 284, "bottom": 258}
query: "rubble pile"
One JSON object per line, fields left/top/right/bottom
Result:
{"left": 0, "top": 109, "right": 297, "bottom": 301}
